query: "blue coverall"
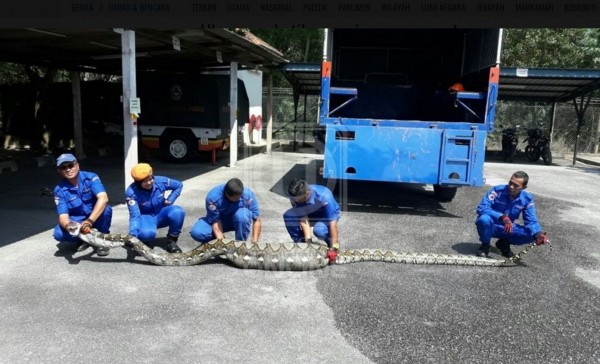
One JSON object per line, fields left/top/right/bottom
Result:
{"left": 190, "top": 184, "right": 260, "bottom": 243}
{"left": 53, "top": 171, "right": 112, "bottom": 243}
{"left": 126, "top": 176, "right": 185, "bottom": 241}
{"left": 283, "top": 184, "right": 340, "bottom": 244}
{"left": 475, "top": 184, "right": 542, "bottom": 246}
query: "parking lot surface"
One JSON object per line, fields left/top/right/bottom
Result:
{"left": 1, "top": 149, "right": 599, "bottom": 364}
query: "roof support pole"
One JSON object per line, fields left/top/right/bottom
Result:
{"left": 571, "top": 94, "right": 592, "bottom": 166}
{"left": 594, "top": 109, "right": 600, "bottom": 154}
{"left": 549, "top": 101, "right": 556, "bottom": 144}
{"left": 293, "top": 91, "right": 299, "bottom": 151}
{"left": 229, "top": 61, "right": 238, "bottom": 167}
{"left": 302, "top": 94, "right": 308, "bottom": 145}
{"left": 70, "top": 71, "right": 85, "bottom": 160}
{"left": 120, "top": 29, "right": 138, "bottom": 189}
{"left": 266, "top": 73, "right": 273, "bottom": 154}
{"left": 302, "top": 93, "right": 308, "bottom": 147}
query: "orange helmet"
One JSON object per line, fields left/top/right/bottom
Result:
{"left": 131, "top": 163, "right": 153, "bottom": 182}
{"left": 448, "top": 83, "right": 465, "bottom": 92}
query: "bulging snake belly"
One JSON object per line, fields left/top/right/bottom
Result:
{"left": 79, "top": 230, "right": 536, "bottom": 271}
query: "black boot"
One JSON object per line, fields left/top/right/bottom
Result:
{"left": 476, "top": 244, "right": 490, "bottom": 258}
{"left": 165, "top": 234, "right": 182, "bottom": 253}
{"left": 495, "top": 239, "right": 514, "bottom": 258}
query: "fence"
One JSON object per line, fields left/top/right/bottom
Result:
{"left": 491, "top": 99, "right": 600, "bottom": 156}
{"left": 262, "top": 88, "right": 320, "bottom": 145}
{"left": 263, "top": 87, "right": 600, "bottom": 156}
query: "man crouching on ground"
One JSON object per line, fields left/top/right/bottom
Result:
{"left": 52, "top": 153, "right": 112, "bottom": 256}
{"left": 475, "top": 170, "right": 549, "bottom": 258}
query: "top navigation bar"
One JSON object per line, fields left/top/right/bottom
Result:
{"left": 0, "top": 0, "right": 598, "bottom": 27}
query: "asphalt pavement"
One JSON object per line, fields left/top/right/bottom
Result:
{"left": 1, "top": 146, "right": 600, "bottom": 364}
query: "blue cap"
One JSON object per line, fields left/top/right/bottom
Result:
{"left": 56, "top": 153, "right": 77, "bottom": 167}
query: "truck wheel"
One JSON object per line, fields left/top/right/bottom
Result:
{"left": 161, "top": 133, "right": 196, "bottom": 163}
{"left": 433, "top": 185, "right": 457, "bottom": 202}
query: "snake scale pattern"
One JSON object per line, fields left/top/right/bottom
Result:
{"left": 79, "top": 230, "right": 535, "bottom": 271}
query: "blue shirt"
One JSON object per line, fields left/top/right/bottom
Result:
{"left": 476, "top": 184, "right": 541, "bottom": 236}
{"left": 290, "top": 184, "right": 340, "bottom": 221}
{"left": 205, "top": 184, "right": 260, "bottom": 225}
{"left": 54, "top": 170, "right": 106, "bottom": 219}
{"left": 126, "top": 176, "right": 183, "bottom": 222}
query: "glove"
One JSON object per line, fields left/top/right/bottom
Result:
{"left": 326, "top": 249, "right": 338, "bottom": 264}
{"left": 534, "top": 232, "right": 549, "bottom": 246}
{"left": 500, "top": 215, "right": 513, "bottom": 234}
{"left": 327, "top": 242, "right": 340, "bottom": 265}
{"left": 80, "top": 219, "right": 94, "bottom": 235}
{"left": 65, "top": 221, "right": 80, "bottom": 236}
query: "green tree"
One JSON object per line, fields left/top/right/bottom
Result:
{"left": 249, "top": 28, "right": 324, "bottom": 87}
{"left": 251, "top": 29, "right": 324, "bottom": 63}
{"left": 502, "top": 28, "right": 600, "bottom": 68}
{"left": 0, "top": 63, "right": 30, "bottom": 84}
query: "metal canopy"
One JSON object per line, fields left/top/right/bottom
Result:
{"left": 280, "top": 64, "right": 600, "bottom": 103}
{"left": 499, "top": 67, "right": 600, "bottom": 102}
{"left": 0, "top": 29, "right": 287, "bottom": 184}
{"left": 0, "top": 28, "right": 287, "bottom": 73}
{"left": 279, "top": 63, "right": 321, "bottom": 95}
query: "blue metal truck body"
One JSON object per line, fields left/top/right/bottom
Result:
{"left": 319, "top": 29, "right": 502, "bottom": 200}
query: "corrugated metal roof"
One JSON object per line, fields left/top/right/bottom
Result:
{"left": 280, "top": 64, "right": 600, "bottom": 102}
{"left": 279, "top": 63, "right": 321, "bottom": 95}
{"left": 0, "top": 28, "right": 287, "bottom": 74}
{"left": 498, "top": 67, "right": 600, "bottom": 102}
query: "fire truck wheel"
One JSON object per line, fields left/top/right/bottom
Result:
{"left": 433, "top": 185, "right": 457, "bottom": 202}
{"left": 162, "top": 134, "right": 195, "bottom": 163}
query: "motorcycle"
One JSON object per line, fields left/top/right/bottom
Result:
{"left": 501, "top": 125, "right": 520, "bottom": 163}
{"left": 524, "top": 124, "right": 552, "bottom": 165}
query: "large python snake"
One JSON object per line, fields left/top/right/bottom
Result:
{"left": 79, "top": 230, "right": 537, "bottom": 271}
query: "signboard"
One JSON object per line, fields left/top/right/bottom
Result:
{"left": 172, "top": 35, "right": 180, "bottom": 51}
{"left": 130, "top": 97, "right": 141, "bottom": 118}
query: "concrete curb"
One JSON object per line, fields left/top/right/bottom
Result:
{"left": 576, "top": 157, "right": 600, "bottom": 167}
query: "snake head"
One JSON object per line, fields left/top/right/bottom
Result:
{"left": 66, "top": 221, "right": 81, "bottom": 236}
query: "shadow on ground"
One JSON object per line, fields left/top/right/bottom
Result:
{"left": 270, "top": 159, "right": 459, "bottom": 218}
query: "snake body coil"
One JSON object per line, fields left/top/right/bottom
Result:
{"left": 80, "top": 230, "right": 533, "bottom": 270}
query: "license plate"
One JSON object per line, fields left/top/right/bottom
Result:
{"left": 200, "top": 137, "right": 208, "bottom": 145}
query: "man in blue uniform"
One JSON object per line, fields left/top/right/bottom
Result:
{"left": 190, "top": 178, "right": 262, "bottom": 244}
{"left": 283, "top": 178, "right": 341, "bottom": 263}
{"left": 475, "top": 171, "right": 549, "bottom": 258}
{"left": 53, "top": 153, "right": 112, "bottom": 256}
{"left": 126, "top": 163, "right": 185, "bottom": 253}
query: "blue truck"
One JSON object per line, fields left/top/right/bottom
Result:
{"left": 319, "top": 29, "right": 502, "bottom": 201}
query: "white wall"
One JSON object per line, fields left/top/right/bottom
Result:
{"left": 238, "top": 70, "right": 264, "bottom": 144}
